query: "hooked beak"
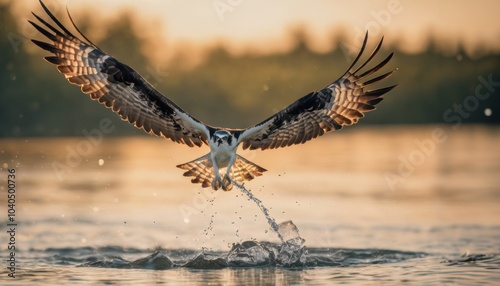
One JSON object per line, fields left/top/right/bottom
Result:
{"left": 217, "top": 139, "right": 222, "bottom": 146}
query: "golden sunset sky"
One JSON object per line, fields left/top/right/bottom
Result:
{"left": 7, "top": 0, "right": 500, "bottom": 61}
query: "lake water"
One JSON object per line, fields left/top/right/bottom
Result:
{"left": 1, "top": 125, "right": 499, "bottom": 285}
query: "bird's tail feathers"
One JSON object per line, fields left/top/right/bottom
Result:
{"left": 229, "top": 155, "right": 267, "bottom": 184}
{"left": 176, "top": 154, "right": 214, "bottom": 189}
{"left": 176, "top": 154, "right": 266, "bottom": 190}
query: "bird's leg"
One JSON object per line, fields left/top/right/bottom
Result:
{"left": 211, "top": 161, "right": 222, "bottom": 190}
{"left": 222, "top": 155, "right": 236, "bottom": 191}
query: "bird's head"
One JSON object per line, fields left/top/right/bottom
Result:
{"left": 214, "top": 130, "right": 232, "bottom": 146}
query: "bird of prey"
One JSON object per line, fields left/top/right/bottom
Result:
{"left": 29, "top": 0, "right": 396, "bottom": 191}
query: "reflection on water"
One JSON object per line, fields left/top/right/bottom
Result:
{"left": 0, "top": 125, "right": 499, "bottom": 284}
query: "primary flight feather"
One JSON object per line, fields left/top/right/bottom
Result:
{"left": 30, "top": 0, "right": 396, "bottom": 191}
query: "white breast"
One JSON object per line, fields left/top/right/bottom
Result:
{"left": 209, "top": 141, "right": 237, "bottom": 168}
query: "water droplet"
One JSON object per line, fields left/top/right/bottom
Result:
{"left": 484, "top": 108, "right": 492, "bottom": 117}
{"left": 92, "top": 206, "right": 99, "bottom": 212}
{"left": 184, "top": 218, "right": 190, "bottom": 224}
{"left": 98, "top": 159, "right": 104, "bottom": 166}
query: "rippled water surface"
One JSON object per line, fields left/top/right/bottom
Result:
{"left": 1, "top": 125, "right": 499, "bottom": 285}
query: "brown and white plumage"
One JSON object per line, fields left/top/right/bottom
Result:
{"left": 30, "top": 0, "right": 396, "bottom": 191}
{"left": 237, "top": 36, "right": 396, "bottom": 150}
{"left": 30, "top": 1, "right": 209, "bottom": 148}
{"left": 177, "top": 154, "right": 266, "bottom": 191}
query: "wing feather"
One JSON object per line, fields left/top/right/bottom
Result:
{"left": 237, "top": 32, "right": 396, "bottom": 150}
{"left": 30, "top": 0, "right": 210, "bottom": 147}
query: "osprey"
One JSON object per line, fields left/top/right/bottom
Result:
{"left": 30, "top": 1, "right": 396, "bottom": 191}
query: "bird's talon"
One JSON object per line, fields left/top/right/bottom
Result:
{"left": 211, "top": 177, "right": 221, "bottom": 190}
{"left": 222, "top": 175, "right": 232, "bottom": 191}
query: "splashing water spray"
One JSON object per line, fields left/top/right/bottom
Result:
{"left": 230, "top": 180, "right": 307, "bottom": 266}
{"left": 230, "top": 180, "right": 285, "bottom": 243}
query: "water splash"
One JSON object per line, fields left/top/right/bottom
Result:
{"left": 74, "top": 245, "right": 426, "bottom": 269}
{"left": 226, "top": 241, "right": 273, "bottom": 267}
{"left": 230, "top": 180, "right": 285, "bottom": 243}
{"left": 83, "top": 182, "right": 309, "bottom": 269}
{"left": 276, "top": 221, "right": 307, "bottom": 266}
{"left": 81, "top": 251, "right": 174, "bottom": 270}
{"left": 230, "top": 180, "right": 307, "bottom": 266}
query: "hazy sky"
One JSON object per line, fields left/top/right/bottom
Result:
{"left": 9, "top": 0, "right": 500, "bottom": 59}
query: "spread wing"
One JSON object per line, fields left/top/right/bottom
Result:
{"left": 29, "top": 0, "right": 210, "bottom": 147}
{"left": 237, "top": 32, "right": 397, "bottom": 150}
